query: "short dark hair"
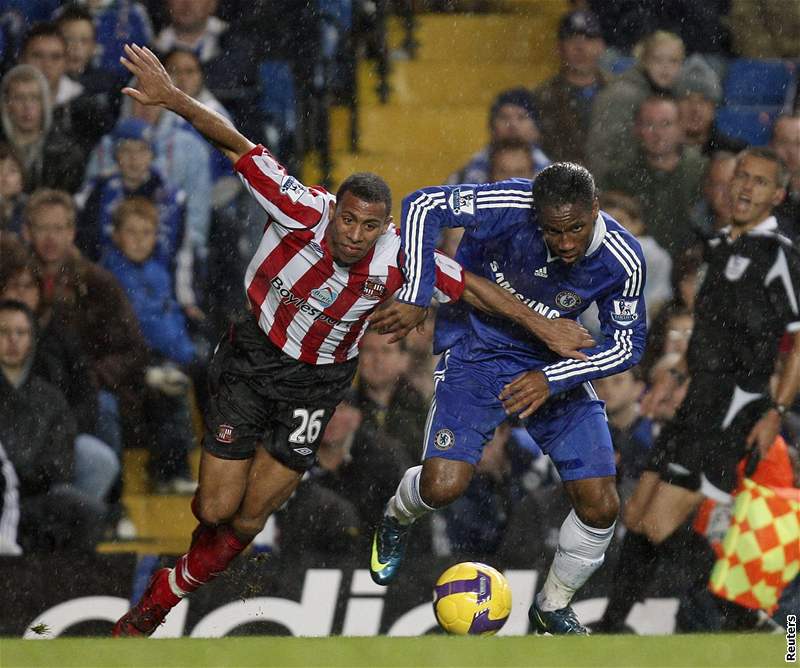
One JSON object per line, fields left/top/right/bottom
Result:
{"left": 600, "top": 190, "right": 642, "bottom": 222}
{"left": 0, "top": 298, "right": 36, "bottom": 333}
{"left": 532, "top": 162, "right": 596, "bottom": 212}
{"left": 0, "top": 143, "right": 25, "bottom": 191}
{"left": 336, "top": 172, "right": 392, "bottom": 216}
{"left": 21, "top": 22, "right": 66, "bottom": 55}
{"left": 0, "top": 235, "right": 38, "bottom": 294}
{"left": 635, "top": 93, "right": 678, "bottom": 122}
{"left": 736, "top": 146, "right": 790, "bottom": 189}
{"left": 57, "top": 4, "right": 95, "bottom": 32}
{"left": 489, "top": 87, "right": 540, "bottom": 127}
{"left": 162, "top": 47, "right": 202, "bottom": 69}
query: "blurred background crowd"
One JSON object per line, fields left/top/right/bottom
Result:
{"left": 0, "top": 0, "right": 797, "bottom": 633}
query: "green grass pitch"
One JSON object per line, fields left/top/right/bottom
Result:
{"left": 0, "top": 635, "right": 790, "bottom": 668}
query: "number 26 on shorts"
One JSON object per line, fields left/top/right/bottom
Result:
{"left": 289, "top": 408, "right": 325, "bottom": 444}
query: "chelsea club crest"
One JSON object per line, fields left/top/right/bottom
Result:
{"left": 554, "top": 290, "right": 582, "bottom": 310}
{"left": 434, "top": 429, "right": 455, "bottom": 450}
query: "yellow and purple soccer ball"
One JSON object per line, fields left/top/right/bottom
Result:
{"left": 433, "top": 561, "right": 512, "bottom": 635}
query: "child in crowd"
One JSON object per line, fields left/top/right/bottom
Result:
{"left": 601, "top": 191, "right": 672, "bottom": 321}
{"left": 101, "top": 196, "right": 197, "bottom": 494}
{"left": 77, "top": 118, "right": 198, "bottom": 316}
{"left": 593, "top": 367, "right": 653, "bottom": 503}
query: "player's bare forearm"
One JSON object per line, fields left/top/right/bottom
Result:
{"left": 170, "top": 89, "right": 253, "bottom": 162}
{"left": 746, "top": 332, "right": 800, "bottom": 455}
{"left": 120, "top": 43, "right": 254, "bottom": 162}
{"left": 367, "top": 299, "right": 427, "bottom": 342}
{"left": 462, "top": 272, "right": 594, "bottom": 360}
{"left": 773, "top": 331, "right": 800, "bottom": 411}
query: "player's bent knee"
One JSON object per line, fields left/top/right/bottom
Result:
{"left": 419, "top": 459, "right": 473, "bottom": 508}
{"left": 231, "top": 514, "right": 267, "bottom": 538}
{"left": 419, "top": 483, "right": 462, "bottom": 509}
{"left": 195, "top": 497, "right": 238, "bottom": 526}
{"left": 576, "top": 490, "right": 619, "bottom": 529}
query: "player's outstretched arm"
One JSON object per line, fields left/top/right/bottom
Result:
{"left": 120, "top": 43, "right": 254, "bottom": 163}
{"left": 461, "top": 272, "right": 595, "bottom": 361}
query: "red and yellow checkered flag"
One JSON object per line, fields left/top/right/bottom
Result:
{"left": 709, "top": 478, "right": 800, "bottom": 613}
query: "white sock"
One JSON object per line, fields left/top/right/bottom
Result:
{"left": 536, "top": 509, "right": 615, "bottom": 612}
{"left": 385, "top": 465, "right": 434, "bottom": 526}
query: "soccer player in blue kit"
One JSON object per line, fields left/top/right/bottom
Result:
{"left": 368, "top": 163, "right": 648, "bottom": 634}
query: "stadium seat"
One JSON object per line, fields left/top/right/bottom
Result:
{"left": 259, "top": 59, "right": 298, "bottom": 138}
{"left": 722, "top": 59, "right": 795, "bottom": 107}
{"left": 607, "top": 56, "right": 635, "bottom": 75}
{"left": 715, "top": 105, "right": 780, "bottom": 146}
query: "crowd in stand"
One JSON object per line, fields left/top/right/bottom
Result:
{"left": 0, "top": 0, "right": 798, "bottom": 633}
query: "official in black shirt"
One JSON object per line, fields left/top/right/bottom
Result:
{"left": 598, "top": 147, "right": 800, "bottom": 633}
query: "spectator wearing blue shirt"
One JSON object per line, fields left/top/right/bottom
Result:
{"left": 154, "top": 0, "right": 261, "bottom": 140}
{"left": 593, "top": 368, "right": 653, "bottom": 496}
{"left": 85, "top": 102, "right": 211, "bottom": 259}
{"left": 161, "top": 47, "right": 237, "bottom": 209}
{"left": 101, "top": 196, "right": 197, "bottom": 494}
{"left": 77, "top": 117, "right": 197, "bottom": 311}
{"left": 67, "top": 0, "right": 153, "bottom": 79}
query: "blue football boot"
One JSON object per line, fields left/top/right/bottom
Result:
{"left": 369, "top": 513, "right": 410, "bottom": 585}
{"left": 529, "top": 600, "right": 590, "bottom": 635}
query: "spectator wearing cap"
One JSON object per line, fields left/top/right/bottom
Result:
{"left": 76, "top": 117, "right": 198, "bottom": 313}
{"left": 676, "top": 56, "right": 746, "bottom": 157}
{"left": 84, "top": 97, "right": 211, "bottom": 259}
{"left": 533, "top": 9, "right": 611, "bottom": 165}
{"left": 447, "top": 87, "right": 550, "bottom": 185}
{"left": 0, "top": 64, "right": 84, "bottom": 193}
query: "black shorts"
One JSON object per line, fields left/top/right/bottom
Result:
{"left": 645, "top": 373, "right": 770, "bottom": 493}
{"left": 203, "top": 314, "right": 358, "bottom": 472}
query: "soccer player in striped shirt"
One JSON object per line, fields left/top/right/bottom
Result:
{"left": 111, "top": 44, "right": 595, "bottom": 637}
{"left": 369, "top": 163, "right": 648, "bottom": 635}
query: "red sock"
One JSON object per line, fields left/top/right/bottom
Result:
{"left": 173, "top": 524, "right": 252, "bottom": 595}
{"left": 189, "top": 497, "right": 214, "bottom": 549}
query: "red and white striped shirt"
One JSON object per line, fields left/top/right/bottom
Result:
{"left": 236, "top": 145, "right": 464, "bottom": 365}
